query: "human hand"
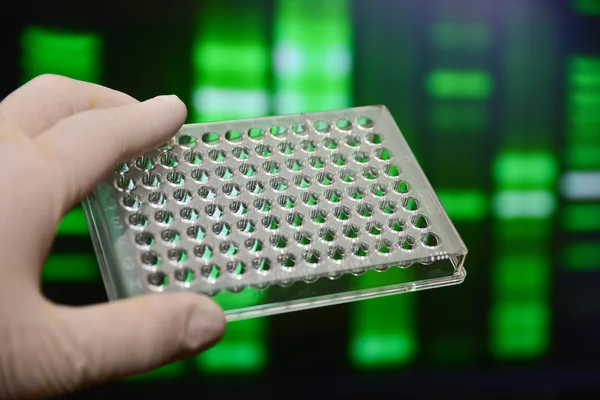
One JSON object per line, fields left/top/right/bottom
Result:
{"left": 0, "top": 75, "right": 226, "bottom": 399}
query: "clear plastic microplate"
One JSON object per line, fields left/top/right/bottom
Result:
{"left": 83, "top": 105, "right": 467, "bottom": 321}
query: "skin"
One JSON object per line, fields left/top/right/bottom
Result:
{"left": 0, "top": 74, "right": 226, "bottom": 399}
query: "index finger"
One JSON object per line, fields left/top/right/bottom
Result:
{"left": 37, "top": 95, "right": 187, "bottom": 212}
{"left": 0, "top": 74, "right": 138, "bottom": 137}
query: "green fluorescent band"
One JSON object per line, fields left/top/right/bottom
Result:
{"left": 490, "top": 246, "right": 551, "bottom": 359}
{"left": 195, "top": 288, "right": 267, "bottom": 373}
{"left": 495, "top": 219, "right": 552, "bottom": 242}
{"left": 569, "top": 93, "right": 600, "bottom": 113}
{"left": 492, "top": 226, "right": 552, "bottom": 360}
{"left": 20, "top": 25, "right": 102, "bottom": 83}
{"left": 493, "top": 190, "right": 556, "bottom": 219}
{"left": 437, "top": 190, "right": 487, "bottom": 221}
{"left": 570, "top": 73, "right": 600, "bottom": 87}
{"left": 562, "top": 242, "right": 600, "bottom": 270}
{"left": 429, "top": 103, "right": 487, "bottom": 132}
{"left": 42, "top": 253, "right": 99, "bottom": 282}
{"left": 196, "top": 340, "right": 267, "bottom": 373}
{"left": 490, "top": 300, "right": 550, "bottom": 359}
{"left": 273, "top": 0, "right": 352, "bottom": 113}
{"left": 566, "top": 120, "right": 600, "bottom": 140}
{"left": 566, "top": 56, "right": 600, "bottom": 171}
{"left": 565, "top": 143, "right": 600, "bottom": 170}
{"left": 492, "top": 254, "right": 551, "bottom": 299}
{"left": 127, "top": 361, "right": 186, "bottom": 382}
{"left": 56, "top": 207, "right": 89, "bottom": 236}
{"left": 274, "top": 0, "right": 352, "bottom": 46}
{"left": 570, "top": 0, "right": 600, "bottom": 15}
{"left": 570, "top": 56, "right": 600, "bottom": 76}
{"left": 193, "top": 42, "right": 269, "bottom": 87}
{"left": 430, "top": 22, "right": 492, "bottom": 49}
{"left": 426, "top": 69, "right": 493, "bottom": 100}
{"left": 561, "top": 203, "right": 600, "bottom": 232}
{"left": 349, "top": 269, "right": 416, "bottom": 368}
{"left": 192, "top": 88, "right": 269, "bottom": 122}
{"left": 191, "top": 1, "right": 269, "bottom": 122}
{"left": 561, "top": 171, "right": 600, "bottom": 200}
{"left": 567, "top": 52, "right": 600, "bottom": 122}
{"left": 567, "top": 98, "right": 600, "bottom": 123}
{"left": 492, "top": 151, "right": 558, "bottom": 190}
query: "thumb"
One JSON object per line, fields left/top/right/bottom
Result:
{"left": 55, "top": 293, "right": 225, "bottom": 385}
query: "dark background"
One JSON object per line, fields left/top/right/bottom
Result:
{"left": 2, "top": 0, "right": 600, "bottom": 398}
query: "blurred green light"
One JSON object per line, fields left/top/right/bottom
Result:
{"left": 426, "top": 69, "right": 493, "bottom": 100}
{"left": 430, "top": 103, "right": 487, "bottom": 132}
{"left": 20, "top": 25, "right": 101, "bottom": 83}
{"left": 273, "top": 0, "right": 352, "bottom": 113}
{"left": 567, "top": 120, "right": 600, "bottom": 140}
{"left": 567, "top": 57, "right": 600, "bottom": 152}
{"left": 490, "top": 236, "right": 552, "bottom": 361}
{"left": 493, "top": 151, "right": 558, "bottom": 189}
{"left": 56, "top": 207, "right": 88, "bottom": 236}
{"left": 495, "top": 219, "right": 552, "bottom": 242}
{"left": 493, "top": 254, "right": 550, "bottom": 299}
{"left": 569, "top": 57, "right": 600, "bottom": 87}
{"left": 568, "top": 100, "right": 600, "bottom": 125}
{"left": 191, "top": 0, "right": 269, "bottom": 122}
{"left": 570, "top": 92, "right": 600, "bottom": 110}
{"left": 570, "top": 73, "right": 600, "bottom": 87}
{"left": 430, "top": 22, "right": 491, "bottom": 49}
{"left": 192, "top": 88, "right": 269, "bottom": 122}
{"left": 561, "top": 171, "right": 600, "bottom": 200}
{"left": 562, "top": 203, "right": 600, "bottom": 232}
{"left": 437, "top": 190, "right": 487, "bottom": 221}
{"left": 570, "top": 56, "right": 600, "bottom": 75}
{"left": 493, "top": 190, "right": 556, "bottom": 219}
{"left": 490, "top": 301, "right": 550, "bottom": 359}
{"left": 349, "top": 269, "right": 416, "bottom": 368}
{"left": 352, "top": 332, "right": 415, "bottom": 368}
{"left": 128, "top": 361, "right": 186, "bottom": 382}
{"left": 565, "top": 143, "right": 600, "bottom": 169}
{"left": 571, "top": 0, "right": 600, "bottom": 15}
{"left": 43, "top": 253, "right": 99, "bottom": 282}
{"left": 195, "top": 288, "right": 267, "bottom": 373}
{"left": 562, "top": 242, "right": 600, "bottom": 270}
{"left": 196, "top": 340, "right": 267, "bottom": 373}
{"left": 192, "top": 42, "right": 268, "bottom": 90}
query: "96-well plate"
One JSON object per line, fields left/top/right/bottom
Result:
{"left": 83, "top": 105, "right": 467, "bottom": 320}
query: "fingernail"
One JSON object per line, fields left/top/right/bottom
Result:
{"left": 145, "top": 95, "right": 186, "bottom": 116}
{"left": 148, "top": 94, "right": 174, "bottom": 102}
